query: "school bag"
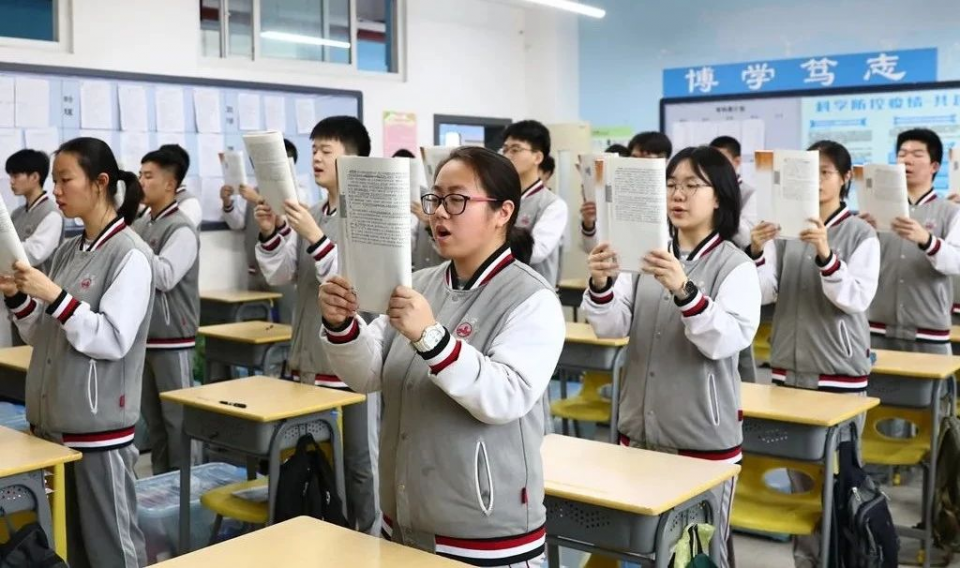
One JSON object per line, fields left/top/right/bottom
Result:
{"left": 273, "top": 434, "right": 348, "bottom": 526}
{"left": 829, "top": 436, "right": 899, "bottom": 568}
{"left": 0, "top": 510, "right": 67, "bottom": 568}
{"left": 932, "top": 414, "right": 960, "bottom": 555}
{"left": 670, "top": 523, "right": 717, "bottom": 568}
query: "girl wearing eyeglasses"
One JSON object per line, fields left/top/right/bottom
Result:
{"left": 748, "top": 140, "right": 879, "bottom": 567}
{"left": 582, "top": 146, "right": 760, "bottom": 568}
{"left": 318, "top": 146, "right": 564, "bottom": 567}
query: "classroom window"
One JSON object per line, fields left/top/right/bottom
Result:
{"left": 199, "top": 0, "right": 221, "bottom": 57}
{"left": 260, "top": 0, "right": 351, "bottom": 65}
{"left": 357, "top": 0, "right": 399, "bottom": 73}
{"left": 0, "top": 0, "right": 59, "bottom": 42}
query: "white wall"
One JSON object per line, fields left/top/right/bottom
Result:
{"left": 0, "top": 0, "right": 580, "bottom": 290}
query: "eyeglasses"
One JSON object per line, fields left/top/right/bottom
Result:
{"left": 666, "top": 181, "right": 711, "bottom": 196}
{"left": 421, "top": 193, "right": 503, "bottom": 216}
{"left": 499, "top": 145, "right": 533, "bottom": 157}
{"left": 819, "top": 169, "right": 839, "bottom": 179}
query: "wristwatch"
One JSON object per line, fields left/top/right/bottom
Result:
{"left": 673, "top": 280, "right": 698, "bottom": 302}
{"left": 412, "top": 322, "right": 446, "bottom": 353}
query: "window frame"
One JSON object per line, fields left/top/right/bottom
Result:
{"left": 203, "top": 0, "right": 404, "bottom": 78}
{"left": 0, "top": 0, "right": 72, "bottom": 52}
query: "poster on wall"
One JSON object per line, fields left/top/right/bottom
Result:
{"left": 383, "top": 111, "right": 418, "bottom": 158}
{"left": 591, "top": 126, "right": 633, "bottom": 153}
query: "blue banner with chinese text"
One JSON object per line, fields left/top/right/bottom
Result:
{"left": 663, "top": 48, "right": 938, "bottom": 98}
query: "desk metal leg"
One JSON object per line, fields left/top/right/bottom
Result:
{"left": 547, "top": 542, "right": 561, "bottom": 568}
{"left": 608, "top": 347, "right": 627, "bottom": 444}
{"left": 51, "top": 463, "right": 67, "bottom": 561}
{"left": 178, "top": 428, "right": 193, "bottom": 555}
{"left": 818, "top": 425, "right": 842, "bottom": 568}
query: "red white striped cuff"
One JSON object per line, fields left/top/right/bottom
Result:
{"left": 954, "top": 303, "right": 960, "bottom": 315}
{"left": 587, "top": 279, "right": 614, "bottom": 304}
{"left": 62, "top": 426, "right": 136, "bottom": 452}
{"left": 677, "top": 289, "right": 709, "bottom": 318}
{"left": 817, "top": 251, "right": 842, "bottom": 277}
{"left": 678, "top": 446, "right": 743, "bottom": 464}
{"left": 323, "top": 317, "right": 360, "bottom": 344}
{"left": 307, "top": 236, "right": 335, "bottom": 262}
{"left": 258, "top": 229, "right": 282, "bottom": 252}
{"left": 380, "top": 515, "right": 545, "bottom": 566}
{"left": 146, "top": 337, "right": 197, "bottom": 350}
{"left": 278, "top": 223, "right": 292, "bottom": 238}
{"left": 5, "top": 293, "right": 37, "bottom": 320}
{"left": 923, "top": 235, "right": 942, "bottom": 256}
{"left": 46, "top": 291, "right": 81, "bottom": 324}
{"left": 580, "top": 221, "right": 597, "bottom": 237}
{"left": 418, "top": 328, "right": 461, "bottom": 375}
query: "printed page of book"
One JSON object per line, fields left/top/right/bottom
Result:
{"left": 772, "top": 150, "right": 819, "bottom": 239}
{"left": 861, "top": 163, "right": 908, "bottom": 232}
{"left": 602, "top": 157, "right": 668, "bottom": 272}
{"left": 243, "top": 131, "right": 298, "bottom": 215}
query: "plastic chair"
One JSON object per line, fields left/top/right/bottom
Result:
{"left": 731, "top": 454, "right": 823, "bottom": 536}
{"left": 551, "top": 372, "right": 612, "bottom": 437}
{"left": 861, "top": 405, "right": 931, "bottom": 469}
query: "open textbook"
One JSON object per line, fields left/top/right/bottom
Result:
{"left": 771, "top": 150, "right": 819, "bottom": 239}
{"left": 242, "top": 131, "right": 298, "bottom": 214}
{"left": 753, "top": 151, "right": 774, "bottom": 223}
{"left": 218, "top": 150, "right": 248, "bottom": 189}
{"left": 597, "top": 157, "right": 669, "bottom": 273}
{"left": 336, "top": 157, "right": 413, "bottom": 314}
{"left": 860, "top": 164, "right": 908, "bottom": 232}
{"left": 578, "top": 153, "right": 615, "bottom": 246}
{"left": 0, "top": 199, "right": 27, "bottom": 275}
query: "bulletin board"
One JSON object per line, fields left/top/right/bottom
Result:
{"left": 0, "top": 61, "right": 363, "bottom": 230}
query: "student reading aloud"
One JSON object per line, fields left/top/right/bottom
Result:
{"left": 748, "top": 141, "right": 879, "bottom": 567}
{"left": 319, "top": 146, "right": 565, "bottom": 567}
{"left": 2, "top": 137, "right": 152, "bottom": 567}
{"left": 581, "top": 146, "right": 760, "bottom": 568}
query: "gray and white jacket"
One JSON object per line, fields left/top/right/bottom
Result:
{"left": 7, "top": 216, "right": 154, "bottom": 451}
{"left": 322, "top": 245, "right": 565, "bottom": 566}
{"left": 11, "top": 191, "right": 64, "bottom": 271}
{"left": 516, "top": 179, "right": 567, "bottom": 286}
{"left": 582, "top": 233, "right": 760, "bottom": 463}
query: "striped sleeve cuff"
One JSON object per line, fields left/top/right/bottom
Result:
{"left": 258, "top": 228, "right": 282, "bottom": 252}
{"left": 278, "top": 222, "right": 292, "bottom": 238}
{"left": 418, "top": 327, "right": 462, "bottom": 375}
{"left": 921, "top": 234, "right": 942, "bottom": 256}
{"left": 815, "top": 251, "right": 841, "bottom": 276}
{"left": 745, "top": 244, "right": 765, "bottom": 266}
{"left": 323, "top": 317, "right": 360, "bottom": 344}
{"left": 675, "top": 288, "right": 709, "bottom": 318}
{"left": 45, "top": 290, "right": 81, "bottom": 324}
{"left": 587, "top": 278, "right": 614, "bottom": 304}
{"left": 580, "top": 221, "right": 597, "bottom": 237}
{"left": 5, "top": 293, "right": 37, "bottom": 320}
{"left": 222, "top": 204, "right": 234, "bottom": 213}
{"left": 307, "top": 236, "right": 336, "bottom": 261}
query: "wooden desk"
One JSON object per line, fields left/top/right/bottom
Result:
{"left": 557, "top": 278, "right": 587, "bottom": 319}
{"left": 154, "top": 516, "right": 467, "bottom": 567}
{"left": 0, "top": 345, "right": 31, "bottom": 403}
{"left": 740, "top": 383, "right": 879, "bottom": 427}
{"left": 197, "top": 321, "right": 292, "bottom": 382}
{"left": 872, "top": 348, "right": 960, "bottom": 380}
{"left": 0, "top": 426, "right": 81, "bottom": 560}
{"left": 161, "top": 376, "right": 365, "bottom": 555}
{"left": 556, "top": 323, "right": 628, "bottom": 441}
{"left": 542, "top": 434, "right": 738, "bottom": 568}
{"left": 199, "top": 289, "right": 281, "bottom": 325}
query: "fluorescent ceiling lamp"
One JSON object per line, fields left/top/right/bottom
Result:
{"left": 521, "top": 0, "right": 605, "bottom": 18}
{"left": 260, "top": 30, "right": 351, "bottom": 49}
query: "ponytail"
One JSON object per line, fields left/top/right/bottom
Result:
{"left": 116, "top": 170, "right": 144, "bottom": 225}
{"left": 509, "top": 226, "right": 534, "bottom": 265}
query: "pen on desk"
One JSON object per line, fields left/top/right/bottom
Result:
{"left": 219, "top": 400, "right": 247, "bottom": 408}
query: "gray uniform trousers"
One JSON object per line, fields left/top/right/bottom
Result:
{"left": 140, "top": 348, "right": 194, "bottom": 474}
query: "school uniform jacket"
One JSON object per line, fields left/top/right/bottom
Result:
{"left": 868, "top": 189, "right": 960, "bottom": 345}
{"left": 6, "top": 216, "right": 154, "bottom": 451}
{"left": 256, "top": 202, "right": 342, "bottom": 387}
{"left": 222, "top": 196, "right": 263, "bottom": 278}
{"left": 175, "top": 185, "right": 202, "bottom": 228}
{"left": 754, "top": 204, "right": 880, "bottom": 392}
{"left": 516, "top": 179, "right": 567, "bottom": 286}
{"left": 11, "top": 192, "right": 64, "bottom": 270}
{"left": 321, "top": 244, "right": 565, "bottom": 566}
{"left": 133, "top": 201, "right": 200, "bottom": 350}
{"left": 582, "top": 234, "right": 760, "bottom": 463}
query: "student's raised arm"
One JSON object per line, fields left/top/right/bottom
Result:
{"left": 530, "top": 198, "right": 568, "bottom": 264}
{"left": 21, "top": 212, "right": 63, "bottom": 267}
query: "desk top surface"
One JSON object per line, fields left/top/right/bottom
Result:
{"left": 200, "top": 290, "right": 283, "bottom": 304}
{"left": 558, "top": 278, "right": 587, "bottom": 291}
{"left": 153, "top": 516, "right": 469, "bottom": 567}
{"left": 542, "top": 434, "right": 739, "bottom": 516}
{"left": 197, "top": 321, "right": 292, "bottom": 344}
{"left": 741, "top": 383, "right": 879, "bottom": 427}
{"left": 160, "top": 376, "right": 365, "bottom": 422}
{"left": 872, "top": 349, "right": 960, "bottom": 380}
{"left": 0, "top": 345, "right": 31, "bottom": 372}
{"left": 565, "top": 322, "right": 629, "bottom": 347}
{"left": 0, "top": 426, "right": 81, "bottom": 478}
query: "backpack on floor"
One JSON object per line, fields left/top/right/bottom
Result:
{"left": 273, "top": 434, "right": 348, "bottom": 526}
{"left": 829, "top": 436, "right": 899, "bottom": 568}
{"left": 0, "top": 511, "right": 67, "bottom": 568}
{"left": 933, "top": 414, "right": 960, "bottom": 554}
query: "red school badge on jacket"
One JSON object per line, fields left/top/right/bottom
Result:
{"left": 455, "top": 318, "right": 477, "bottom": 339}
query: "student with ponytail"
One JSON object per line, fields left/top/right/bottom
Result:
{"left": 319, "top": 146, "right": 564, "bottom": 567}
{"left": 1, "top": 137, "right": 152, "bottom": 567}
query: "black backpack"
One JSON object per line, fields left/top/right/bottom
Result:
{"left": 273, "top": 434, "right": 348, "bottom": 526}
{"left": 0, "top": 511, "right": 67, "bottom": 568}
{"left": 829, "top": 436, "right": 899, "bottom": 568}
{"left": 932, "top": 414, "right": 960, "bottom": 555}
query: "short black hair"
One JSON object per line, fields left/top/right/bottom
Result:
{"left": 604, "top": 144, "right": 630, "bottom": 157}
{"left": 159, "top": 144, "right": 190, "bottom": 173}
{"left": 628, "top": 131, "right": 672, "bottom": 158}
{"left": 808, "top": 140, "right": 853, "bottom": 199}
{"left": 392, "top": 149, "right": 416, "bottom": 159}
{"left": 709, "top": 136, "right": 741, "bottom": 158}
{"left": 666, "top": 146, "right": 741, "bottom": 242}
{"left": 141, "top": 148, "right": 188, "bottom": 186}
{"left": 5, "top": 149, "right": 49, "bottom": 186}
{"left": 502, "top": 120, "right": 551, "bottom": 156}
{"left": 283, "top": 138, "right": 298, "bottom": 163}
{"left": 539, "top": 155, "right": 555, "bottom": 176}
{"left": 897, "top": 128, "right": 944, "bottom": 181}
{"left": 310, "top": 116, "right": 371, "bottom": 157}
